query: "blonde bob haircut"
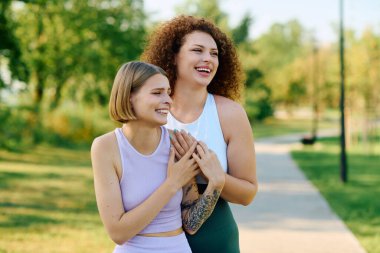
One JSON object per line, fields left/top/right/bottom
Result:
{"left": 109, "top": 61, "right": 168, "bottom": 123}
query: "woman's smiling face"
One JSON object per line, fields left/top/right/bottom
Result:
{"left": 175, "top": 31, "right": 219, "bottom": 87}
{"left": 130, "top": 73, "right": 172, "bottom": 126}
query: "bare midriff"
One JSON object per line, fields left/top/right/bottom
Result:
{"left": 137, "top": 227, "right": 183, "bottom": 237}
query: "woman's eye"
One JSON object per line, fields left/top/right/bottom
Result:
{"left": 211, "top": 52, "right": 218, "bottom": 56}
{"left": 192, "top": 48, "right": 202, "bottom": 52}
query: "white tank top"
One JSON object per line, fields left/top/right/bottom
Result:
{"left": 166, "top": 93, "right": 228, "bottom": 184}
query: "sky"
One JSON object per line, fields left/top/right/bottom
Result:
{"left": 144, "top": 0, "right": 380, "bottom": 44}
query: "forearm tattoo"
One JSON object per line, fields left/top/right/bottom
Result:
{"left": 181, "top": 188, "right": 221, "bottom": 233}
{"left": 184, "top": 181, "right": 198, "bottom": 196}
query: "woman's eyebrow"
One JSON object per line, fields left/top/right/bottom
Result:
{"left": 192, "top": 44, "right": 218, "bottom": 50}
{"left": 151, "top": 87, "right": 171, "bottom": 91}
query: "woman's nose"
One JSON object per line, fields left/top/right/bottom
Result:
{"left": 202, "top": 53, "right": 211, "bottom": 62}
{"left": 164, "top": 93, "right": 173, "bottom": 105}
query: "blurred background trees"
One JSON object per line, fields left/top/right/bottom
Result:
{"left": 1, "top": 0, "right": 379, "bottom": 150}
{"left": 1, "top": 0, "right": 147, "bottom": 148}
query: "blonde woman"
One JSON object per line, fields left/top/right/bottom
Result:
{"left": 91, "top": 61, "right": 224, "bottom": 252}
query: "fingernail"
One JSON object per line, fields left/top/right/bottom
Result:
{"left": 174, "top": 129, "right": 177, "bottom": 133}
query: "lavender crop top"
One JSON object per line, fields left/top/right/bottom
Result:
{"left": 114, "top": 126, "right": 183, "bottom": 234}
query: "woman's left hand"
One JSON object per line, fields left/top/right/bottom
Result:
{"left": 170, "top": 130, "right": 197, "bottom": 160}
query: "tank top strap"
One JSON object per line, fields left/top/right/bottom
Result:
{"left": 200, "top": 94, "right": 225, "bottom": 141}
{"left": 114, "top": 128, "right": 130, "bottom": 183}
{"left": 205, "top": 94, "right": 219, "bottom": 122}
{"left": 114, "top": 126, "right": 169, "bottom": 182}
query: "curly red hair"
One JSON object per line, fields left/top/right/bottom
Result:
{"left": 141, "top": 15, "right": 244, "bottom": 101}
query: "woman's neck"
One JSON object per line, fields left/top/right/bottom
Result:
{"left": 171, "top": 82, "right": 208, "bottom": 123}
{"left": 122, "top": 122, "right": 161, "bottom": 155}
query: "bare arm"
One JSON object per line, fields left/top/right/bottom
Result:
{"left": 171, "top": 97, "right": 258, "bottom": 207}
{"left": 215, "top": 96, "right": 258, "bottom": 205}
{"left": 91, "top": 133, "right": 198, "bottom": 244}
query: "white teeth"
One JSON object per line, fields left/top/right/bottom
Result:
{"left": 156, "top": 109, "right": 169, "bottom": 114}
{"left": 196, "top": 67, "right": 211, "bottom": 73}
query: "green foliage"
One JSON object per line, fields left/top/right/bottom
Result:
{"left": 255, "top": 20, "right": 308, "bottom": 70}
{"left": 0, "top": 103, "right": 116, "bottom": 149}
{"left": 231, "top": 14, "right": 252, "bottom": 45}
{"left": 0, "top": 0, "right": 147, "bottom": 149}
{"left": 1, "top": 0, "right": 379, "bottom": 147}
{"left": 11, "top": 0, "right": 147, "bottom": 109}
{"left": 253, "top": 20, "right": 311, "bottom": 105}
{"left": 0, "top": 0, "right": 29, "bottom": 86}
{"left": 175, "top": 0, "right": 230, "bottom": 33}
{"left": 244, "top": 68, "right": 273, "bottom": 122}
{"left": 285, "top": 79, "right": 307, "bottom": 107}
{"left": 0, "top": 105, "right": 37, "bottom": 150}
{"left": 42, "top": 105, "right": 116, "bottom": 147}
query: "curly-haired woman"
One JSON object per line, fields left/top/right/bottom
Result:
{"left": 142, "top": 15, "right": 258, "bottom": 253}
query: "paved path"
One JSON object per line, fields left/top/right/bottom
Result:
{"left": 230, "top": 133, "right": 367, "bottom": 253}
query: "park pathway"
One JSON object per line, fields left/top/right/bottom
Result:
{"left": 230, "top": 132, "right": 367, "bottom": 253}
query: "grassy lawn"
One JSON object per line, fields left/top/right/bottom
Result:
{"left": 252, "top": 117, "right": 337, "bottom": 139}
{"left": 291, "top": 136, "right": 380, "bottom": 253}
{"left": 0, "top": 117, "right": 328, "bottom": 253}
{"left": 0, "top": 145, "right": 114, "bottom": 253}
{"left": 1, "top": 116, "right": 373, "bottom": 252}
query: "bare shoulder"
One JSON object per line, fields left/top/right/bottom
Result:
{"left": 213, "top": 95, "right": 250, "bottom": 142}
{"left": 91, "top": 130, "right": 122, "bottom": 177}
{"left": 214, "top": 95, "right": 245, "bottom": 115}
{"left": 214, "top": 95, "right": 248, "bottom": 124}
{"left": 91, "top": 131, "right": 118, "bottom": 154}
{"left": 91, "top": 131, "right": 121, "bottom": 169}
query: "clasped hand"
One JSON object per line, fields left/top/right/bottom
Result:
{"left": 170, "top": 130, "right": 225, "bottom": 190}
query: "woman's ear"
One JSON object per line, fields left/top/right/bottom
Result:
{"left": 129, "top": 93, "right": 135, "bottom": 108}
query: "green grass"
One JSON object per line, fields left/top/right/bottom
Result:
{"left": 0, "top": 116, "right": 375, "bottom": 252}
{"left": 252, "top": 117, "right": 337, "bottom": 139}
{"left": 0, "top": 145, "right": 114, "bottom": 253}
{"left": 291, "top": 137, "right": 380, "bottom": 253}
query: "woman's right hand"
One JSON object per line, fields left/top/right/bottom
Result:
{"left": 166, "top": 141, "right": 199, "bottom": 190}
{"left": 192, "top": 142, "right": 225, "bottom": 190}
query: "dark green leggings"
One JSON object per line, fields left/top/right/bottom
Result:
{"left": 185, "top": 184, "right": 240, "bottom": 253}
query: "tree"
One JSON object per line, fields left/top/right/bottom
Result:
{"left": 245, "top": 69, "right": 273, "bottom": 121}
{"left": 11, "top": 0, "right": 147, "bottom": 109}
{"left": 345, "top": 28, "right": 380, "bottom": 150}
{"left": 232, "top": 14, "right": 252, "bottom": 45}
{"left": 0, "top": 0, "right": 29, "bottom": 93}
{"left": 175, "top": 0, "right": 230, "bottom": 33}
{"left": 254, "top": 20, "right": 311, "bottom": 107}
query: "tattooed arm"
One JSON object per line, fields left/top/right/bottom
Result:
{"left": 170, "top": 130, "right": 225, "bottom": 234}
{"left": 181, "top": 141, "right": 225, "bottom": 234}
{"left": 181, "top": 178, "right": 222, "bottom": 235}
